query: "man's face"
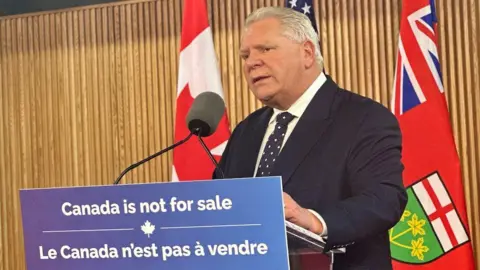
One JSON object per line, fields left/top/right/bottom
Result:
{"left": 240, "top": 17, "right": 306, "bottom": 108}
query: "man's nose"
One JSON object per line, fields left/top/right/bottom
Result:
{"left": 245, "top": 53, "right": 263, "bottom": 72}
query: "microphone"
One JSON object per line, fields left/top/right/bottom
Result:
{"left": 186, "top": 92, "right": 225, "bottom": 178}
{"left": 113, "top": 91, "right": 226, "bottom": 185}
{"left": 186, "top": 91, "right": 225, "bottom": 137}
{"left": 186, "top": 91, "right": 226, "bottom": 179}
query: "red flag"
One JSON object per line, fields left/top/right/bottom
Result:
{"left": 172, "top": 0, "right": 231, "bottom": 181}
{"left": 389, "top": 0, "right": 475, "bottom": 269}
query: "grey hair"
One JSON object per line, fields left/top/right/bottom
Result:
{"left": 244, "top": 6, "right": 323, "bottom": 69}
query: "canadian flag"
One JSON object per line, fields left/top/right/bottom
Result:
{"left": 172, "top": 0, "right": 231, "bottom": 181}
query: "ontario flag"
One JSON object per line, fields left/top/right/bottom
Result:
{"left": 172, "top": 0, "right": 231, "bottom": 181}
{"left": 389, "top": 0, "right": 475, "bottom": 269}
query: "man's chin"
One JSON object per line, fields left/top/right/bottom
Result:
{"left": 250, "top": 89, "right": 278, "bottom": 106}
{"left": 256, "top": 94, "right": 272, "bottom": 103}
{"left": 259, "top": 96, "right": 281, "bottom": 108}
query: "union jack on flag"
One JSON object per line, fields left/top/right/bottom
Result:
{"left": 391, "top": 0, "right": 444, "bottom": 116}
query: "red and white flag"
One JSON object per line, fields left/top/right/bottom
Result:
{"left": 172, "top": 0, "right": 231, "bottom": 181}
{"left": 389, "top": 0, "right": 475, "bottom": 269}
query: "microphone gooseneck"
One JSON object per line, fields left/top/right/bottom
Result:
{"left": 113, "top": 91, "right": 227, "bottom": 185}
{"left": 196, "top": 128, "right": 225, "bottom": 179}
{"left": 113, "top": 131, "right": 194, "bottom": 185}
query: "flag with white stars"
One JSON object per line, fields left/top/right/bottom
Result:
{"left": 285, "top": 0, "right": 318, "bottom": 33}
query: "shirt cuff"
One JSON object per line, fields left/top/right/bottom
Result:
{"left": 308, "top": 209, "right": 328, "bottom": 237}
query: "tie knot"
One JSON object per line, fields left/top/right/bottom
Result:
{"left": 276, "top": 112, "right": 295, "bottom": 126}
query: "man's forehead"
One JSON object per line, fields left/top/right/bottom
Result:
{"left": 240, "top": 35, "right": 272, "bottom": 51}
{"left": 241, "top": 19, "right": 282, "bottom": 46}
{"left": 244, "top": 17, "right": 281, "bottom": 34}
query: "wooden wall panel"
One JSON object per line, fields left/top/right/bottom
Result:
{"left": 0, "top": 0, "right": 478, "bottom": 269}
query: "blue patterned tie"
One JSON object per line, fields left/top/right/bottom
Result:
{"left": 256, "top": 112, "right": 295, "bottom": 177}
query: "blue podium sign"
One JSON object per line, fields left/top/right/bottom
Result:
{"left": 20, "top": 177, "right": 289, "bottom": 270}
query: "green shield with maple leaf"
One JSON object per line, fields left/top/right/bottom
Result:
{"left": 390, "top": 173, "right": 471, "bottom": 264}
{"left": 390, "top": 188, "right": 444, "bottom": 263}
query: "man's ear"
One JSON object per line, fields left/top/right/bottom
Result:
{"left": 302, "top": 40, "right": 316, "bottom": 68}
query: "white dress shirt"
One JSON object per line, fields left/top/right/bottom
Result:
{"left": 253, "top": 72, "right": 328, "bottom": 236}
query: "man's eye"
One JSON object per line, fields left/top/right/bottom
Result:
{"left": 263, "top": 47, "right": 271, "bottom": 52}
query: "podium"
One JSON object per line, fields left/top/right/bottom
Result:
{"left": 20, "top": 176, "right": 342, "bottom": 270}
{"left": 286, "top": 220, "right": 345, "bottom": 270}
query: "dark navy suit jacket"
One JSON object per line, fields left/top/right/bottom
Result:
{"left": 213, "top": 76, "right": 408, "bottom": 269}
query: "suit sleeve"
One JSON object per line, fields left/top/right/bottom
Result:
{"left": 318, "top": 102, "right": 408, "bottom": 250}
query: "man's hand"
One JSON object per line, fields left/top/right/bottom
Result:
{"left": 283, "top": 192, "right": 324, "bottom": 234}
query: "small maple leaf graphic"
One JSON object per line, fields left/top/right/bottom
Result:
{"left": 141, "top": 220, "right": 155, "bottom": 238}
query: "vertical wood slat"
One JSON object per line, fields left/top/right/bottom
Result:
{"left": 0, "top": 19, "right": 5, "bottom": 270}
{"left": 154, "top": 0, "right": 167, "bottom": 182}
{"left": 17, "top": 17, "right": 28, "bottom": 270}
{"left": 6, "top": 18, "right": 15, "bottom": 270}
{"left": 17, "top": 17, "right": 27, "bottom": 270}
{"left": 143, "top": 3, "right": 154, "bottom": 182}
{"left": 461, "top": 0, "right": 475, "bottom": 258}
{"left": 470, "top": 0, "right": 480, "bottom": 260}
{"left": 3, "top": 18, "right": 12, "bottom": 270}
{"left": 0, "top": 0, "right": 479, "bottom": 269}
{"left": 113, "top": 5, "right": 124, "bottom": 185}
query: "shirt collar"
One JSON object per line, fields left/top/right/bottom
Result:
{"left": 270, "top": 72, "right": 327, "bottom": 124}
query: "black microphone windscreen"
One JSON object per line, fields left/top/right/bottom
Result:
{"left": 186, "top": 91, "right": 225, "bottom": 137}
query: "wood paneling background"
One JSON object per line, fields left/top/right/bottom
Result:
{"left": 0, "top": 0, "right": 478, "bottom": 269}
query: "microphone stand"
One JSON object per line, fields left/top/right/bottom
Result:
{"left": 197, "top": 135, "right": 225, "bottom": 179}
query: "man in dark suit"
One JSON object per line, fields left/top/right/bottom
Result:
{"left": 213, "top": 6, "right": 407, "bottom": 270}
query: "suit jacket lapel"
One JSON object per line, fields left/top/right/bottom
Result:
{"left": 271, "top": 76, "right": 338, "bottom": 186}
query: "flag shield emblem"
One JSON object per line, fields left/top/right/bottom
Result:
{"left": 390, "top": 172, "right": 470, "bottom": 264}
